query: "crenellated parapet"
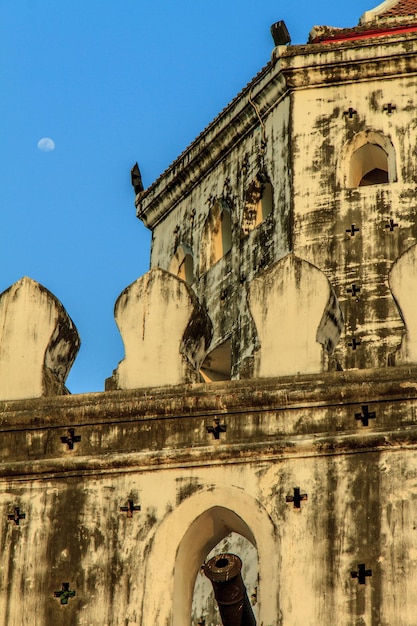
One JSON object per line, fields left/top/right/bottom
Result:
{"left": 106, "top": 268, "right": 213, "bottom": 390}
{"left": 0, "top": 277, "right": 80, "bottom": 401}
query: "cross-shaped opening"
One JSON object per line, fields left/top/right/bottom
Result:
{"left": 206, "top": 418, "right": 227, "bottom": 440}
{"left": 120, "top": 499, "right": 141, "bottom": 518}
{"left": 347, "top": 283, "right": 361, "bottom": 297}
{"left": 60, "top": 428, "right": 81, "bottom": 450}
{"left": 355, "top": 405, "right": 376, "bottom": 426}
{"left": 351, "top": 563, "right": 372, "bottom": 584}
{"left": 54, "top": 582, "right": 76, "bottom": 605}
{"left": 8, "top": 507, "right": 25, "bottom": 526}
{"left": 286, "top": 487, "right": 308, "bottom": 509}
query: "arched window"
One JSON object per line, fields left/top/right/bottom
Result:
{"left": 200, "top": 338, "right": 231, "bottom": 381}
{"left": 351, "top": 143, "right": 389, "bottom": 187}
{"left": 200, "top": 201, "right": 232, "bottom": 273}
{"left": 242, "top": 173, "right": 273, "bottom": 235}
{"left": 340, "top": 130, "right": 397, "bottom": 188}
{"left": 169, "top": 244, "right": 194, "bottom": 284}
{"left": 221, "top": 208, "right": 232, "bottom": 256}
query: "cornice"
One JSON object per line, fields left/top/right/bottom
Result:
{"left": 279, "top": 32, "right": 417, "bottom": 88}
{"left": 2, "top": 427, "right": 417, "bottom": 480}
{"left": 1, "top": 367, "right": 417, "bottom": 480}
{"left": 2, "top": 365, "right": 417, "bottom": 428}
{"left": 135, "top": 62, "right": 286, "bottom": 228}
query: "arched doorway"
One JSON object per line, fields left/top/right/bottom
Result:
{"left": 140, "top": 488, "right": 279, "bottom": 626}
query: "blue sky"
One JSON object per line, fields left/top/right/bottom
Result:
{"left": 0, "top": 0, "right": 373, "bottom": 393}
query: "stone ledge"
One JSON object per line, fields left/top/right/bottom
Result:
{"left": 0, "top": 367, "right": 416, "bottom": 472}
{"left": 1, "top": 425, "right": 417, "bottom": 479}
{"left": 1, "top": 366, "right": 417, "bottom": 426}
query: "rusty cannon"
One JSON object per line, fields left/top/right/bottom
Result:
{"left": 203, "top": 553, "right": 257, "bottom": 626}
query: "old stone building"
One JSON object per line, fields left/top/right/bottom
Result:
{"left": 2, "top": 0, "right": 417, "bottom": 624}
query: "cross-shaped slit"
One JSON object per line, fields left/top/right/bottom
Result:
{"left": 346, "top": 225, "right": 360, "bottom": 237}
{"left": 355, "top": 405, "right": 376, "bottom": 427}
{"left": 60, "top": 428, "right": 81, "bottom": 450}
{"left": 54, "top": 583, "right": 76, "bottom": 605}
{"left": 8, "top": 507, "right": 25, "bottom": 526}
{"left": 286, "top": 487, "right": 308, "bottom": 509}
{"left": 351, "top": 564, "right": 372, "bottom": 584}
{"left": 120, "top": 500, "right": 141, "bottom": 518}
{"left": 344, "top": 107, "right": 357, "bottom": 119}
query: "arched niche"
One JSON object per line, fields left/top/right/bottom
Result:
{"left": 200, "top": 337, "right": 231, "bottom": 381}
{"left": 139, "top": 487, "right": 279, "bottom": 626}
{"left": 191, "top": 531, "right": 258, "bottom": 624}
{"left": 169, "top": 243, "right": 194, "bottom": 284}
{"left": 242, "top": 172, "right": 273, "bottom": 235}
{"left": 199, "top": 200, "right": 232, "bottom": 274}
{"left": 352, "top": 143, "right": 388, "bottom": 186}
{"left": 174, "top": 506, "right": 256, "bottom": 626}
{"left": 339, "top": 130, "right": 397, "bottom": 188}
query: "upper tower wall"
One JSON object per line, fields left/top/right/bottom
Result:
{"left": 134, "top": 18, "right": 417, "bottom": 381}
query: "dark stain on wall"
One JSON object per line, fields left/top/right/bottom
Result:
{"left": 44, "top": 480, "right": 87, "bottom": 625}
{"left": 176, "top": 477, "right": 204, "bottom": 505}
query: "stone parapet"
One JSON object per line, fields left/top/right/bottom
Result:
{"left": 0, "top": 277, "right": 80, "bottom": 401}
{"left": 1, "top": 366, "right": 416, "bottom": 477}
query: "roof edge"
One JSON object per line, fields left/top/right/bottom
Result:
{"left": 135, "top": 58, "right": 280, "bottom": 228}
{"left": 136, "top": 32, "right": 417, "bottom": 229}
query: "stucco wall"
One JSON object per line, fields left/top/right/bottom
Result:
{"left": 136, "top": 32, "right": 417, "bottom": 384}
{"left": 1, "top": 368, "right": 417, "bottom": 624}
{"left": 3, "top": 15, "right": 417, "bottom": 626}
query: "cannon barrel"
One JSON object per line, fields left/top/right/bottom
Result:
{"left": 203, "top": 553, "right": 257, "bottom": 626}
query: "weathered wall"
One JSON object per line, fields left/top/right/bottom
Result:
{"left": 1, "top": 368, "right": 417, "bottom": 625}
{"left": 4, "top": 9, "right": 417, "bottom": 626}
{"left": 290, "top": 37, "right": 417, "bottom": 372}
{"left": 136, "top": 30, "right": 417, "bottom": 384}
{"left": 140, "top": 79, "right": 292, "bottom": 380}
{"left": 0, "top": 277, "right": 80, "bottom": 401}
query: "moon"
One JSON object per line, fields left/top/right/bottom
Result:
{"left": 37, "top": 137, "right": 55, "bottom": 152}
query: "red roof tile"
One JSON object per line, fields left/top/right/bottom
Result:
{"left": 381, "top": 0, "right": 417, "bottom": 16}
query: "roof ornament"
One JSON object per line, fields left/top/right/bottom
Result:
{"left": 131, "top": 162, "right": 144, "bottom": 195}
{"left": 270, "top": 20, "right": 291, "bottom": 45}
